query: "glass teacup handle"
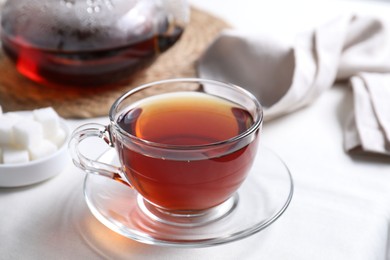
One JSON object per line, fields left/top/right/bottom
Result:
{"left": 68, "top": 123, "right": 130, "bottom": 186}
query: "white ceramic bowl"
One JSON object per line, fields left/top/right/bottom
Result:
{"left": 0, "top": 117, "right": 70, "bottom": 187}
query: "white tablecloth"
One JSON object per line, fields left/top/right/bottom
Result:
{"left": 1, "top": 0, "right": 390, "bottom": 259}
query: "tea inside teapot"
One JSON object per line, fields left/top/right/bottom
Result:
{"left": 0, "top": 0, "right": 189, "bottom": 87}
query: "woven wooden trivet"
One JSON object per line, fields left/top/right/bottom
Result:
{"left": 0, "top": 7, "right": 229, "bottom": 118}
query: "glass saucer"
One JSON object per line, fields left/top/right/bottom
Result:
{"left": 83, "top": 146, "right": 293, "bottom": 248}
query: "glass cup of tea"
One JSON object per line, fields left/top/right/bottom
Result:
{"left": 69, "top": 78, "right": 263, "bottom": 226}
{"left": 0, "top": 0, "right": 189, "bottom": 87}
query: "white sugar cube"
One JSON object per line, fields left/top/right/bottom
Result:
{"left": 28, "top": 140, "right": 57, "bottom": 161}
{"left": 0, "top": 117, "right": 16, "bottom": 146}
{"left": 33, "top": 107, "right": 60, "bottom": 138}
{"left": 4, "top": 112, "right": 29, "bottom": 122}
{"left": 2, "top": 147, "right": 29, "bottom": 164}
{"left": 47, "top": 127, "right": 66, "bottom": 148}
{"left": 13, "top": 120, "right": 44, "bottom": 149}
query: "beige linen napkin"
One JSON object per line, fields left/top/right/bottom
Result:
{"left": 198, "top": 15, "right": 390, "bottom": 156}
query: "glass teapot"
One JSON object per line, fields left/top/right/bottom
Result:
{"left": 0, "top": 0, "right": 189, "bottom": 87}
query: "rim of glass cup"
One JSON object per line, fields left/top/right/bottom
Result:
{"left": 109, "top": 78, "right": 263, "bottom": 150}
